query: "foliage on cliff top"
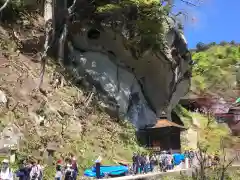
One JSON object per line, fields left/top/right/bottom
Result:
{"left": 191, "top": 43, "right": 240, "bottom": 100}
{"left": 0, "top": 0, "right": 186, "bottom": 59}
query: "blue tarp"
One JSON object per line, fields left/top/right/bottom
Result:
{"left": 173, "top": 153, "right": 185, "bottom": 165}
{"left": 84, "top": 165, "right": 129, "bottom": 178}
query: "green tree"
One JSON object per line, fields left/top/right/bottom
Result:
{"left": 192, "top": 43, "right": 240, "bottom": 100}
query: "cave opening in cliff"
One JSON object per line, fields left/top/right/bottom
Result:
{"left": 87, "top": 28, "right": 100, "bottom": 39}
{"left": 136, "top": 112, "right": 186, "bottom": 153}
{"left": 179, "top": 98, "right": 205, "bottom": 112}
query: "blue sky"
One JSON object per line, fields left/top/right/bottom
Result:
{"left": 173, "top": 0, "right": 240, "bottom": 48}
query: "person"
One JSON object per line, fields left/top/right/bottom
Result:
{"left": 55, "top": 164, "right": 63, "bottom": 180}
{"left": 95, "top": 156, "right": 102, "bottom": 179}
{"left": 36, "top": 160, "right": 43, "bottom": 180}
{"left": 189, "top": 150, "right": 195, "bottom": 167}
{"left": 145, "top": 154, "right": 150, "bottom": 173}
{"left": 139, "top": 153, "right": 146, "bottom": 174}
{"left": 71, "top": 157, "right": 78, "bottom": 180}
{"left": 159, "top": 151, "right": 167, "bottom": 172}
{"left": 29, "top": 160, "right": 41, "bottom": 180}
{"left": 149, "top": 154, "right": 156, "bottom": 172}
{"left": 0, "top": 159, "right": 13, "bottom": 180}
{"left": 132, "top": 153, "right": 137, "bottom": 174}
{"left": 15, "top": 160, "right": 30, "bottom": 180}
{"left": 184, "top": 150, "right": 190, "bottom": 169}
{"left": 64, "top": 164, "right": 73, "bottom": 180}
{"left": 166, "top": 152, "right": 173, "bottom": 170}
{"left": 207, "top": 155, "right": 212, "bottom": 167}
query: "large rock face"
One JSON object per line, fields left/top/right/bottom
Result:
{"left": 67, "top": 23, "right": 191, "bottom": 129}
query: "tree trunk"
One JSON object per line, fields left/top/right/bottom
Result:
{"left": 38, "top": 0, "right": 55, "bottom": 89}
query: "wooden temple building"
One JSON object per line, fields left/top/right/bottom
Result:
{"left": 137, "top": 112, "right": 186, "bottom": 153}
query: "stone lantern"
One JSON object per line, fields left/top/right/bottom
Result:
{"left": 9, "top": 145, "right": 17, "bottom": 163}
{"left": 46, "top": 142, "right": 58, "bottom": 165}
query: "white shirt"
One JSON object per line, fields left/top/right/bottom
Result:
{"left": 55, "top": 171, "right": 63, "bottom": 179}
{"left": 30, "top": 165, "right": 40, "bottom": 179}
{"left": 0, "top": 168, "right": 13, "bottom": 180}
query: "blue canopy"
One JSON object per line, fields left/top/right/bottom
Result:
{"left": 173, "top": 153, "right": 185, "bottom": 165}
{"left": 84, "top": 165, "right": 129, "bottom": 178}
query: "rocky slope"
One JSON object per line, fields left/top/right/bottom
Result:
{"left": 0, "top": 51, "right": 142, "bottom": 176}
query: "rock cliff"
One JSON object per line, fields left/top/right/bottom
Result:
{"left": 63, "top": 21, "right": 192, "bottom": 129}
{"left": 9, "top": 0, "right": 192, "bottom": 129}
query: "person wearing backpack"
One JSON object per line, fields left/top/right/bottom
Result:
{"left": 0, "top": 159, "right": 13, "bottom": 180}
{"left": 64, "top": 164, "right": 73, "bottom": 180}
{"left": 29, "top": 160, "right": 40, "bottom": 180}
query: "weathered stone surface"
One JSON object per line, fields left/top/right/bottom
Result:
{"left": 68, "top": 23, "right": 191, "bottom": 128}
{"left": 0, "top": 90, "right": 7, "bottom": 104}
{"left": 71, "top": 51, "right": 157, "bottom": 128}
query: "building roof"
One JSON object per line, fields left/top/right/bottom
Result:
{"left": 149, "top": 119, "right": 186, "bottom": 129}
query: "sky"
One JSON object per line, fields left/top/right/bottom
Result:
{"left": 173, "top": 0, "right": 240, "bottom": 49}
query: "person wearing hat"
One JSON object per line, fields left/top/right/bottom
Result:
{"left": 0, "top": 159, "right": 13, "bottom": 180}
{"left": 95, "top": 156, "right": 102, "bottom": 179}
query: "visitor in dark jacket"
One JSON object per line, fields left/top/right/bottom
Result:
{"left": 133, "top": 153, "right": 140, "bottom": 174}
{"left": 140, "top": 154, "right": 146, "bottom": 174}
{"left": 71, "top": 157, "right": 78, "bottom": 180}
{"left": 16, "top": 160, "right": 31, "bottom": 180}
{"left": 132, "top": 153, "right": 137, "bottom": 174}
{"left": 149, "top": 154, "right": 156, "bottom": 172}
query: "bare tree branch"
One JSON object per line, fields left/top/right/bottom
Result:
{"left": 0, "top": 0, "right": 10, "bottom": 12}
{"left": 180, "top": 0, "right": 199, "bottom": 7}
{"left": 68, "top": 0, "right": 77, "bottom": 14}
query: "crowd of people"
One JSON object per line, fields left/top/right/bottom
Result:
{"left": 0, "top": 153, "right": 79, "bottom": 180}
{"left": 0, "top": 150, "right": 221, "bottom": 179}
{"left": 132, "top": 151, "right": 180, "bottom": 174}
{"left": 0, "top": 158, "right": 44, "bottom": 180}
{"left": 54, "top": 154, "right": 79, "bottom": 180}
{"left": 131, "top": 149, "right": 221, "bottom": 174}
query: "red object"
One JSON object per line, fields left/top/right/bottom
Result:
{"left": 57, "top": 159, "right": 62, "bottom": 164}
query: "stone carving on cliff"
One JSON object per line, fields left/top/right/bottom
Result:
{"left": 38, "top": 0, "right": 192, "bottom": 129}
